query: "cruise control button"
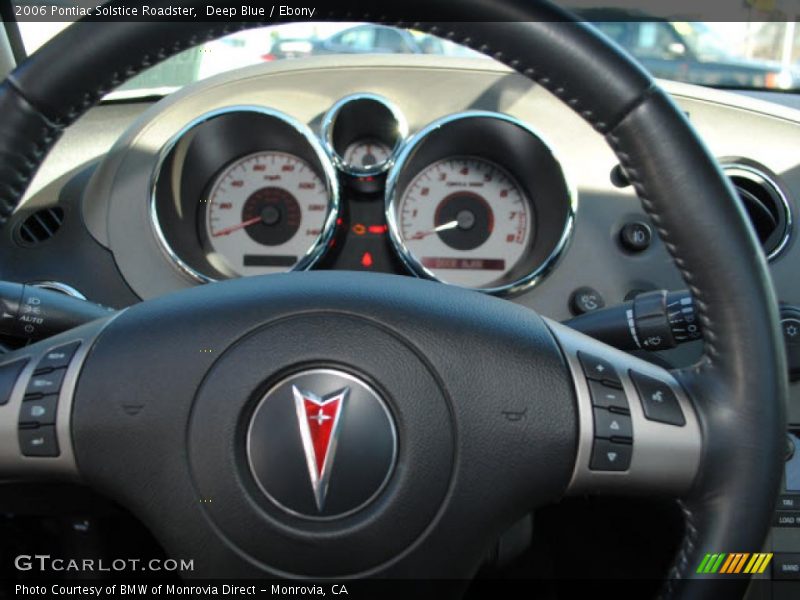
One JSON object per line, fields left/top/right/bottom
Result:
{"left": 34, "top": 342, "right": 80, "bottom": 373}
{"left": 588, "top": 380, "right": 630, "bottom": 412}
{"left": 0, "top": 359, "right": 28, "bottom": 406}
{"left": 590, "top": 439, "right": 632, "bottom": 471}
{"left": 773, "top": 554, "right": 800, "bottom": 580}
{"left": 19, "top": 426, "right": 59, "bottom": 457}
{"left": 25, "top": 368, "right": 66, "bottom": 397}
{"left": 593, "top": 408, "right": 633, "bottom": 440}
{"left": 630, "top": 371, "right": 686, "bottom": 426}
{"left": 19, "top": 396, "right": 57, "bottom": 426}
{"left": 578, "top": 352, "right": 622, "bottom": 388}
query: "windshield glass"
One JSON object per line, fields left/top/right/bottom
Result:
{"left": 16, "top": 20, "right": 800, "bottom": 97}
{"left": 672, "top": 22, "right": 731, "bottom": 61}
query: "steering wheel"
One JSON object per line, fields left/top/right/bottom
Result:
{"left": 0, "top": 1, "right": 788, "bottom": 597}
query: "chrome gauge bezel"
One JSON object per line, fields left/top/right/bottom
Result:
{"left": 720, "top": 161, "right": 793, "bottom": 262}
{"left": 150, "top": 106, "right": 341, "bottom": 283}
{"left": 321, "top": 93, "right": 408, "bottom": 177}
{"left": 385, "top": 111, "right": 577, "bottom": 296}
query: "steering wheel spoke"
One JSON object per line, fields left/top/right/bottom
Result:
{"left": 547, "top": 320, "right": 702, "bottom": 497}
{"left": 0, "top": 317, "right": 111, "bottom": 483}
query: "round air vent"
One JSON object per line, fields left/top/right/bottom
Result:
{"left": 15, "top": 207, "right": 64, "bottom": 246}
{"left": 723, "top": 164, "right": 792, "bottom": 261}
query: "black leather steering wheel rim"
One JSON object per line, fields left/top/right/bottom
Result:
{"left": 0, "top": 1, "right": 788, "bottom": 598}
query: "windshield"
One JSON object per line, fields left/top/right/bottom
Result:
{"left": 15, "top": 20, "right": 800, "bottom": 96}
{"left": 672, "top": 22, "right": 732, "bottom": 61}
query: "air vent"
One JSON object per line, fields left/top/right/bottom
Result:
{"left": 723, "top": 164, "right": 792, "bottom": 261}
{"left": 16, "top": 207, "right": 64, "bottom": 246}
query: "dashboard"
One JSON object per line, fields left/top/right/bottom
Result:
{"left": 1, "top": 54, "right": 797, "bottom": 377}
{"left": 2, "top": 52, "right": 800, "bottom": 593}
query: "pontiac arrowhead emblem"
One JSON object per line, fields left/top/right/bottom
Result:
{"left": 292, "top": 385, "right": 349, "bottom": 511}
{"left": 248, "top": 369, "right": 397, "bottom": 519}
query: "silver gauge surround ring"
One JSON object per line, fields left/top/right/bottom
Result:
{"left": 385, "top": 110, "right": 577, "bottom": 296}
{"left": 321, "top": 93, "right": 408, "bottom": 177}
{"left": 150, "top": 106, "right": 341, "bottom": 284}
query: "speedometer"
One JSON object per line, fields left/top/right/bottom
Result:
{"left": 393, "top": 157, "right": 533, "bottom": 289}
{"left": 386, "top": 111, "right": 575, "bottom": 296}
{"left": 204, "top": 151, "right": 330, "bottom": 277}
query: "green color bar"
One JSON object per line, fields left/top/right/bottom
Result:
{"left": 696, "top": 554, "right": 712, "bottom": 573}
{"left": 711, "top": 554, "right": 727, "bottom": 573}
{"left": 708, "top": 554, "right": 719, "bottom": 573}
{"left": 705, "top": 554, "right": 718, "bottom": 573}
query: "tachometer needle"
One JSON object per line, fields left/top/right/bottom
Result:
{"left": 409, "top": 220, "right": 459, "bottom": 240}
{"left": 212, "top": 216, "right": 262, "bottom": 238}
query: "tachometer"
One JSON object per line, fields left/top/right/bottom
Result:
{"left": 393, "top": 157, "right": 532, "bottom": 289}
{"left": 204, "top": 151, "right": 330, "bottom": 277}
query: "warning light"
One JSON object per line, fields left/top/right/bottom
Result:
{"left": 368, "top": 224, "right": 388, "bottom": 235}
{"left": 360, "top": 252, "right": 374, "bottom": 268}
{"left": 352, "top": 224, "right": 367, "bottom": 236}
{"left": 336, "top": 218, "right": 343, "bottom": 226}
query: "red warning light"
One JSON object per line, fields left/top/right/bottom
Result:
{"left": 368, "top": 225, "right": 388, "bottom": 235}
{"left": 360, "top": 252, "right": 374, "bottom": 268}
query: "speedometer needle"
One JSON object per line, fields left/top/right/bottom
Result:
{"left": 212, "top": 216, "right": 262, "bottom": 238}
{"left": 409, "top": 220, "right": 459, "bottom": 240}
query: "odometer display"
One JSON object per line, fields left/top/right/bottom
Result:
{"left": 204, "top": 151, "right": 330, "bottom": 277}
{"left": 394, "top": 157, "right": 532, "bottom": 289}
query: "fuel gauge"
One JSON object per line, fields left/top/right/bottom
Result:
{"left": 343, "top": 139, "right": 392, "bottom": 171}
{"left": 322, "top": 93, "right": 407, "bottom": 177}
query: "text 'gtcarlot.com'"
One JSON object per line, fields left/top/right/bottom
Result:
{"left": 13, "top": 554, "right": 194, "bottom": 573}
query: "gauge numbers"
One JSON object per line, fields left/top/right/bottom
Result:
{"left": 205, "top": 151, "right": 329, "bottom": 277}
{"left": 395, "top": 157, "right": 532, "bottom": 289}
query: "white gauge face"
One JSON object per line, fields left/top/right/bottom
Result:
{"left": 343, "top": 139, "right": 392, "bottom": 171}
{"left": 394, "top": 157, "right": 533, "bottom": 289}
{"left": 205, "top": 151, "right": 330, "bottom": 277}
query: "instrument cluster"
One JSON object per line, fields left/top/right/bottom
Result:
{"left": 151, "top": 96, "right": 576, "bottom": 295}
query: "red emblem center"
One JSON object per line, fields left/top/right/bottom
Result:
{"left": 303, "top": 397, "right": 341, "bottom": 477}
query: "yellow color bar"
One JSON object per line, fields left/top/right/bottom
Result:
{"left": 743, "top": 554, "right": 760, "bottom": 574}
{"left": 757, "top": 553, "right": 773, "bottom": 574}
{"left": 745, "top": 553, "right": 774, "bottom": 574}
